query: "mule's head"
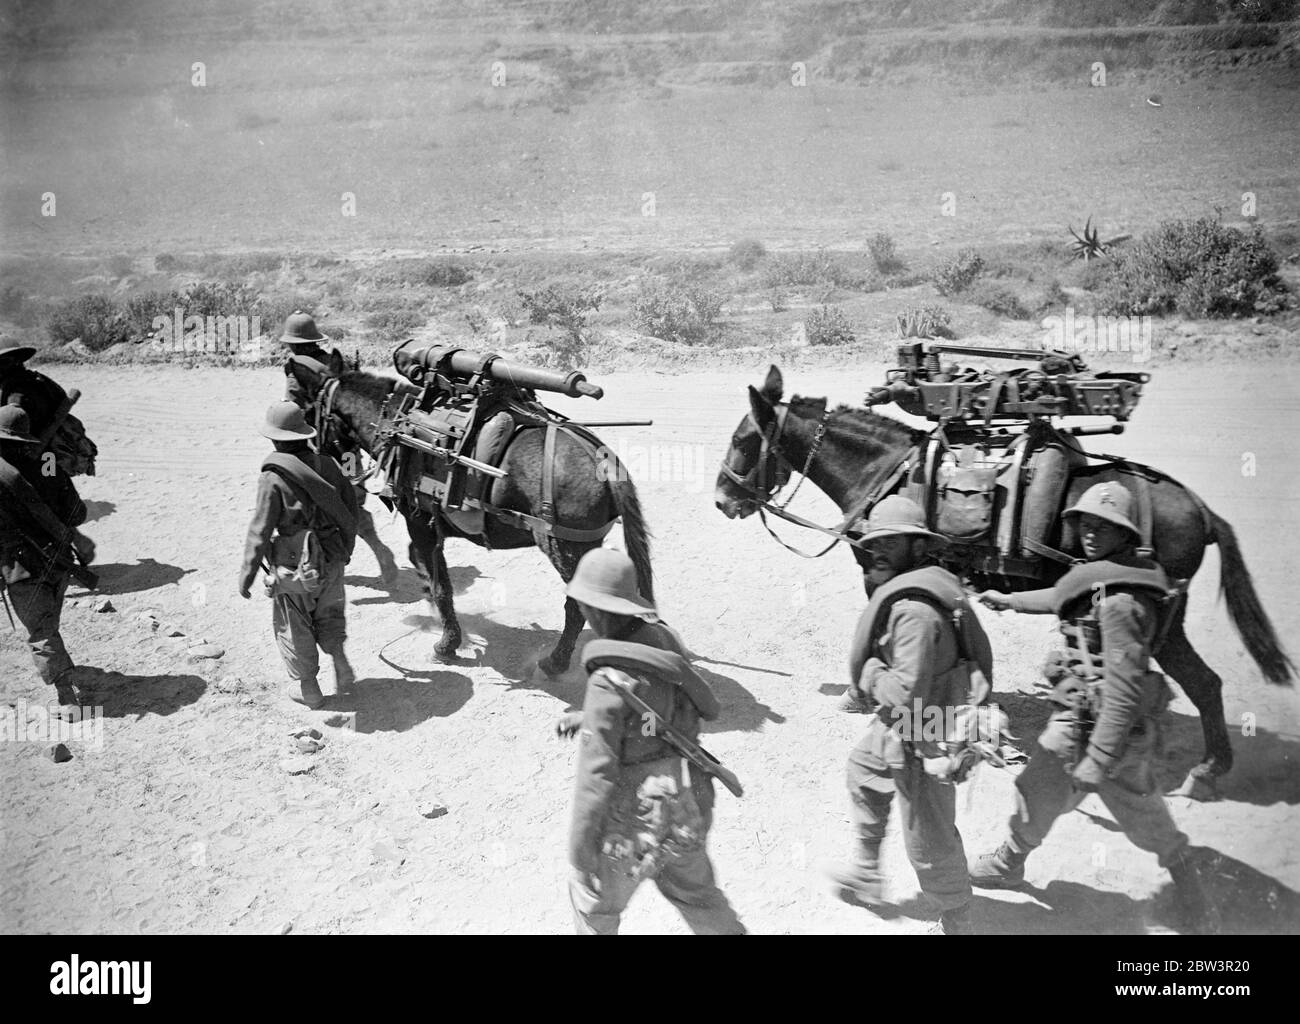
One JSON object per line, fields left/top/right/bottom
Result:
{"left": 285, "top": 347, "right": 346, "bottom": 401}
{"left": 715, "top": 365, "right": 789, "bottom": 519}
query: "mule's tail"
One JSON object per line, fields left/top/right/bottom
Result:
{"left": 609, "top": 474, "right": 654, "bottom": 605}
{"left": 1209, "top": 508, "right": 1293, "bottom": 684}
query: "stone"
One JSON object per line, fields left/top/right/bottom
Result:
{"left": 289, "top": 726, "right": 323, "bottom": 740}
{"left": 188, "top": 643, "right": 225, "bottom": 661}
{"left": 49, "top": 743, "right": 73, "bottom": 763}
{"left": 322, "top": 711, "right": 357, "bottom": 731}
{"left": 296, "top": 736, "right": 325, "bottom": 754}
{"left": 91, "top": 597, "right": 115, "bottom": 613}
{"left": 214, "top": 675, "right": 243, "bottom": 694}
{"left": 165, "top": 626, "right": 186, "bottom": 638}
{"left": 280, "top": 757, "right": 316, "bottom": 776}
{"left": 278, "top": 922, "right": 293, "bottom": 935}
{"left": 137, "top": 612, "right": 160, "bottom": 631}
{"left": 417, "top": 801, "right": 448, "bottom": 820}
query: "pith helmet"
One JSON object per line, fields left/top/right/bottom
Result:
{"left": 857, "top": 494, "right": 944, "bottom": 543}
{"left": 280, "top": 311, "right": 328, "bottom": 347}
{"left": 0, "top": 405, "right": 39, "bottom": 443}
{"left": 1063, "top": 482, "right": 1139, "bottom": 537}
{"left": 259, "top": 402, "right": 317, "bottom": 441}
{"left": 566, "top": 548, "right": 657, "bottom": 617}
{"left": 0, "top": 343, "right": 37, "bottom": 363}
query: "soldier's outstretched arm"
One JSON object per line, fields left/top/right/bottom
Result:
{"left": 567, "top": 670, "right": 627, "bottom": 873}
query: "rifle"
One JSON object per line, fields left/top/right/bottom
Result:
{"left": 604, "top": 673, "right": 745, "bottom": 798}
{"left": 10, "top": 523, "right": 98, "bottom": 590}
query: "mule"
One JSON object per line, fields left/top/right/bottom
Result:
{"left": 716, "top": 366, "right": 1292, "bottom": 789}
{"left": 289, "top": 352, "right": 652, "bottom": 675}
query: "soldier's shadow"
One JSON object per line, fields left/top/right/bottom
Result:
{"left": 73, "top": 667, "right": 206, "bottom": 718}
{"left": 973, "top": 846, "right": 1300, "bottom": 934}
{"left": 995, "top": 689, "right": 1300, "bottom": 808}
{"left": 329, "top": 670, "right": 474, "bottom": 734}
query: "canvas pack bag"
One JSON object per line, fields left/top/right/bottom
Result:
{"left": 937, "top": 463, "right": 998, "bottom": 542}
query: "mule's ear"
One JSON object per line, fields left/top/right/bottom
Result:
{"left": 328, "top": 348, "right": 345, "bottom": 376}
{"left": 760, "top": 365, "right": 784, "bottom": 404}
{"left": 748, "top": 384, "right": 775, "bottom": 428}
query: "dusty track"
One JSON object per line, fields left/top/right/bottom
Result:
{"left": 2, "top": 360, "right": 1297, "bottom": 934}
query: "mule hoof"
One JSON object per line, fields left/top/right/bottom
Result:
{"left": 1172, "top": 772, "right": 1221, "bottom": 803}
{"left": 537, "top": 654, "right": 569, "bottom": 678}
{"left": 434, "top": 638, "right": 461, "bottom": 661}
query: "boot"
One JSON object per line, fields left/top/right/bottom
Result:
{"left": 1167, "top": 851, "right": 1220, "bottom": 935}
{"left": 824, "top": 839, "right": 886, "bottom": 908}
{"left": 287, "top": 678, "right": 325, "bottom": 709}
{"left": 940, "top": 904, "right": 976, "bottom": 935}
{"left": 969, "top": 840, "right": 1028, "bottom": 890}
{"left": 51, "top": 673, "right": 80, "bottom": 721}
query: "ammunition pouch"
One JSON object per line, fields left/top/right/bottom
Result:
{"left": 601, "top": 757, "right": 706, "bottom": 882}
{"left": 267, "top": 529, "right": 325, "bottom": 596}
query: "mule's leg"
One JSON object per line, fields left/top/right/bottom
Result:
{"left": 537, "top": 539, "right": 598, "bottom": 677}
{"left": 406, "top": 512, "right": 462, "bottom": 659}
{"left": 357, "top": 501, "right": 400, "bottom": 584}
{"left": 1157, "top": 616, "right": 1234, "bottom": 796}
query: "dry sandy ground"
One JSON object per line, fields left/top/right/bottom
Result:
{"left": 2, "top": 358, "right": 1298, "bottom": 935}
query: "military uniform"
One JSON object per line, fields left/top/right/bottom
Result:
{"left": 0, "top": 345, "right": 97, "bottom": 477}
{"left": 239, "top": 404, "right": 358, "bottom": 707}
{"left": 562, "top": 549, "right": 744, "bottom": 935}
{"left": 0, "top": 407, "right": 88, "bottom": 703}
{"left": 971, "top": 483, "right": 1217, "bottom": 933}
{"left": 840, "top": 564, "right": 992, "bottom": 923}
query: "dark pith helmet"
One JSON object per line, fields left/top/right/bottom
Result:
{"left": 280, "top": 311, "right": 329, "bottom": 347}
{"left": 0, "top": 343, "right": 37, "bottom": 363}
{"left": 259, "top": 402, "right": 317, "bottom": 441}
{"left": 566, "top": 548, "right": 656, "bottom": 617}
{"left": 0, "top": 405, "right": 39, "bottom": 443}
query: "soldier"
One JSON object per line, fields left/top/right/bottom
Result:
{"left": 557, "top": 548, "right": 746, "bottom": 935}
{"left": 0, "top": 341, "right": 96, "bottom": 476}
{"left": 969, "top": 482, "right": 1219, "bottom": 934}
{"left": 823, "top": 495, "right": 993, "bottom": 935}
{"left": 280, "top": 312, "right": 398, "bottom": 583}
{"left": 239, "top": 402, "right": 359, "bottom": 709}
{"left": 0, "top": 406, "right": 96, "bottom": 714}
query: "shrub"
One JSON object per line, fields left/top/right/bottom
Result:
{"left": 124, "top": 290, "right": 184, "bottom": 337}
{"left": 632, "top": 277, "right": 724, "bottom": 345}
{"left": 761, "top": 249, "right": 879, "bottom": 291}
{"left": 867, "top": 233, "right": 906, "bottom": 275}
{"left": 729, "top": 238, "right": 767, "bottom": 271}
{"left": 45, "top": 294, "right": 130, "bottom": 351}
{"left": 180, "top": 281, "right": 262, "bottom": 319}
{"left": 965, "top": 280, "right": 1031, "bottom": 320}
{"left": 805, "top": 305, "right": 856, "bottom": 346}
{"left": 931, "top": 249, "right": 985, "bottom": 297}
{"left": 896, "top": 306, "right": 954, "bottom": 339}
{"left": 518, "top": 282, "right": 604, "bottom": 338}
{"left": 364, "top": 306, "right": 425, "bottom": 336}
{"left": 1096, "top": 218, "right": 1289, "bottom": 318}
{"left": 411, "top": 259, "right": 472, "bottom": 288}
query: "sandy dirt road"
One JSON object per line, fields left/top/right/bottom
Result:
{"left": 2, "top": 359, "right": 1298, "bottom": 934}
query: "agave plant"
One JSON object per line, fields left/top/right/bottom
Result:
{"left": 1068, "top": 217, "right": 1108, "bottom": 261}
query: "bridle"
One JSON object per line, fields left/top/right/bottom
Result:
{"left": 718, "top": 399, "right": 860, "bottom": 558}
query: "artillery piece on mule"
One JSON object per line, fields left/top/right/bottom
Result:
{"left": 715, "top": 359, "right": 1292, "bottom": 795}
{"left": 288, "top": 343, "right": 652, "bottom": 675}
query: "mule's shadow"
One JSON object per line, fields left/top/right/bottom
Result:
{"left": 73, "top": 667, "right": 206, "bottom": 718}
{"left": 995, "top": 688, "right": 1300, "bottom": 807}
{"left": 385, "top": 611, "right": 783, "bottom": 733}
{"left": 83, "top": 558, "right": 192, "bottom": 596}
{"left": 974, "top": 846, "right": 1300, "bottom": 934}
{"left": 326, "top": 670, "right": 473, "bottom": 734}
{"left": 346, "top": 564, "right": 484, "bottom": 605}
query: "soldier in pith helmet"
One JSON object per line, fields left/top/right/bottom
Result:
{"left": 971, "top": 482, "right": 1219, "bottom": 934}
